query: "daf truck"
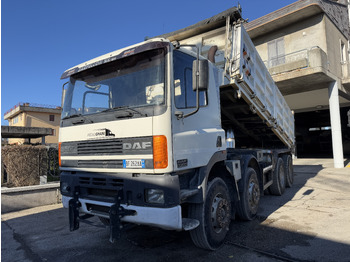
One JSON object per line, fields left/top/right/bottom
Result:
{"left": 59, "top": 6, "right": 295, "bottom": 250}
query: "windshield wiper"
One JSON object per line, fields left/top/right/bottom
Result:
{"left": 102, "top": 106, "right": 148, "bottom": 117}
{"left": 62, "top": 113, "right": 82, "bottom": 120}
{"left": 62, "top": 113, "right": 93, "bottom": 124}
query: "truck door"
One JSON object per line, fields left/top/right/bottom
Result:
{"left": 171, "top": 50, "right": 224, "bottom": 171}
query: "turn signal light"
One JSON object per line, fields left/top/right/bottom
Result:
{"left": 153, "top": 135, "right": 168, "bottom": 169}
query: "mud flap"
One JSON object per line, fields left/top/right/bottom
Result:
{"left": 109, "top": 191, "right": 136, "bottom": 243}
{"left": 68, "top": 187, "right": 136, "bottom": 241}
{"left": 69, "top": 188, "right": 81, "bottom": 231}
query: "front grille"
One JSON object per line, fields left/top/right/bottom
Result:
{"left": 78, "top": 139, "right": 123, "bottom": 155}
{"left": 78, "top": 176, "right": 123, "bottom": 188}
{"left": 78, "top": 160, "right": 123, "bottom": 168}
{"left": 61, "top": 137, "right": 153, "bottom": 157}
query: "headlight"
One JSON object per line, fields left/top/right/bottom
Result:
{"left": 60, "top": 182, "right": 71, "bottom": 194}
{"left": 145, "top": 189, "right": 164, "bottom": 204}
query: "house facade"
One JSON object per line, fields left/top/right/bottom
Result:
{"left": 245, "top": 0, "right": 350, "bottom": 167}
{"left": 3, "top": 103, "right": 62, "bottom": 145}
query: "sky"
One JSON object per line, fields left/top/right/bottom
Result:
{"left": 1, "top": 0, "right": 297, "bottom": 125}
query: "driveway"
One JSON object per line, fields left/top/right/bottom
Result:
{"left": 2, "top": 159, "right": 350, "bottom": 262}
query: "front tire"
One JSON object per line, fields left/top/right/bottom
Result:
{"left": 189, "top": 177, "right": 232, "bottom": 250}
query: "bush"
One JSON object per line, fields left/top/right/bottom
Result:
{"left": 1, "top": 145, "right": 48, "bottom": 187}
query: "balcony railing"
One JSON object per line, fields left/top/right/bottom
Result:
{"left": 266, "top": 48, "right": 309, "bottom": 69}
{"left": 4, "top": 102, "right": 61, "bottom": 117}
{"left": 263, "top": 46, "right": 328, "bottom": 76}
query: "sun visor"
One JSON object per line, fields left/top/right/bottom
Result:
{"left": 60, "top": 41, "right": 169, "bottom": 79}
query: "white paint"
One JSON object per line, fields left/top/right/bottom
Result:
{"left": 59, "top": 117, "right": 153, "bottom": 142}
{"left": 60, "top": 155, "right": 153, "bottom": 160}
{"left": 62, "top": 196, "right": 182, "bottom": 230}
{"left": 328, "top": 81, "right": 344, "bottom": 168}
{"left": 171, "top": 59, "right": 225, "bottom": 171}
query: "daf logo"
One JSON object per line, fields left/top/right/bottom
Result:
{"left": 123, "top": 142, "right": 152, "bottom": 150}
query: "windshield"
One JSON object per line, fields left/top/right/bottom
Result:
{"left": 62, "top": 48, "right": 166, "bottom": 120}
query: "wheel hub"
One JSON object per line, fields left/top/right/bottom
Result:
{"left": 211, "top": 196, "right": 230, "bottom": 233}
{"left": 248, "top": 180, "right": 260, "bottom": 212}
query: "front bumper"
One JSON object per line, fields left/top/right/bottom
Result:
{"left": 62, "top": 195, "right": 182, "bottom": 230}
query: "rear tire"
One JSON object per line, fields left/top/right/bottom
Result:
{"left": 189, "top": 177, "right": 231, "bottom": 250}
{"left": 283, "top": 155, "right": 294, "bottom": 188}
{"left": 237, "top": 168, "right": 260, "bottom": 221}
{"left": 270, "top": 158, "right": 286, "bottom": 196}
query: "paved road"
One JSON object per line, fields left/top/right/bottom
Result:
{"left": 2, "top": 205, "right": 284, "bottom": 262}
{"left": 2, "top": 159, "right": 350, "bottom": 262}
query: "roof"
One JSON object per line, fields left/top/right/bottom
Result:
{"left": 154, "top": 6, "right": 242, "bottom": 42}
{"left": 245, "top": 0, "right": 349, "bottom": 39}
{"left": 4, "top": 103, "right": 62, "bottom": 120}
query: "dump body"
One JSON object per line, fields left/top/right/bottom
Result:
{"left": 160, "top": 10, "right": 294, "bottom": 149}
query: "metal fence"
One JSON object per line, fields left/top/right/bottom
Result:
{"left": 264, "top": 48, "right": 312, "bottom": 69}
{"left": 47, "top": 147, "right": 60, "bottom": 181}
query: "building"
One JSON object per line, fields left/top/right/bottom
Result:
{"left": 3, "top": 103, "right": 62, "bottom": 145}
{"left": 245, "top": 0, "right": 350, "bottom": 167}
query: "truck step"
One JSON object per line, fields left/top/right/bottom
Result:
{"left": 182, "top": 218, "right": 200, "bottom": 231}
{"left": 180, "top": 189, "right": 200, "bottom": 201}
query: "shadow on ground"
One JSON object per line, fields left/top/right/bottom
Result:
{"left": 2, "top": 162, "right": 350, "bottom": 262}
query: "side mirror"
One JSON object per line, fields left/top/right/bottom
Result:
{"left": 61, "top": 82, "right": 69, "bottom": 108}
{"left": 192, "top": 60, "right": 209, "bottom": 91}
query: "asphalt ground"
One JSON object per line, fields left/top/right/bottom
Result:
{"left": 2, "top": 159, "right": 350, "bottom": 262}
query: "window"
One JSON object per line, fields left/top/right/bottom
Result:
{"left": 268, "top": 37, "right": 285, "bottom": 67}
{"left": 13, "top": 116, "right": 19, "bottom": 124}
{"left": 62, "top": 48, "right": 166, "bottom": 120}
{"left": 49, "top": 115, "right": 55, "bottom": 122}
{"left": 173, "top": 50, "right": 207, "bottom": 108}
{"left": 340, "top": 40, "right": 346, "bottom": 64}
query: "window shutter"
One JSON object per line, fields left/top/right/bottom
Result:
{"left": 276, "top": 38, "right": 285, "bottom": 65}
{"left": 268, "top": 41, "right": 277, "bottom": 67}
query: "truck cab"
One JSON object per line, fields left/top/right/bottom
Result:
{"left": 59, "top": 38, "right": 227, "bottom": 238}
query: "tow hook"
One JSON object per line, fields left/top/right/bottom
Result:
{"left": 68, "top": 187, "right": 136, "bottom": 242}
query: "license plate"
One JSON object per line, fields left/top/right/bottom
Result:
{"left": 123, "top": 159, "right": 145, "bottom": 168}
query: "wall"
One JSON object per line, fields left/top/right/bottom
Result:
{"left": 1, "top": 183, "right": 61, "bottom": 213}
{"left": 252, "top": 14, "right": 327, "bottom": 64}
{"left": 324, "top": 15, "right": 350, "bottom": 80}
{"left": 26, "top": 111, "right": 60, "bottom": 144}
{"left": 7, "top": 110, "right": 61, "bottom": 145}
{"left": 8, "top": 112, "right": 27, "bottom": 144}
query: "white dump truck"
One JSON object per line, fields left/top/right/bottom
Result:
{"left": 59, "top": 6, "right": 295, "bottom": 250}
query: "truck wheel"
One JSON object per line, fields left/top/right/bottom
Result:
{"left": 283, "top": 155, "right": 293, "bottom": 188}
{"left": 237, "top": 168, "right": 260, "bottom": 221}
{"left": 270, "top": 158, "right": 286, "bottom": 196}
{"left": 189, "top": 177, "right": 231, "bottom": 250}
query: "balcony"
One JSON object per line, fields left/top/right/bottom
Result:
{"left": 263, "top": 47, "right": 336, "bottom": 95}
